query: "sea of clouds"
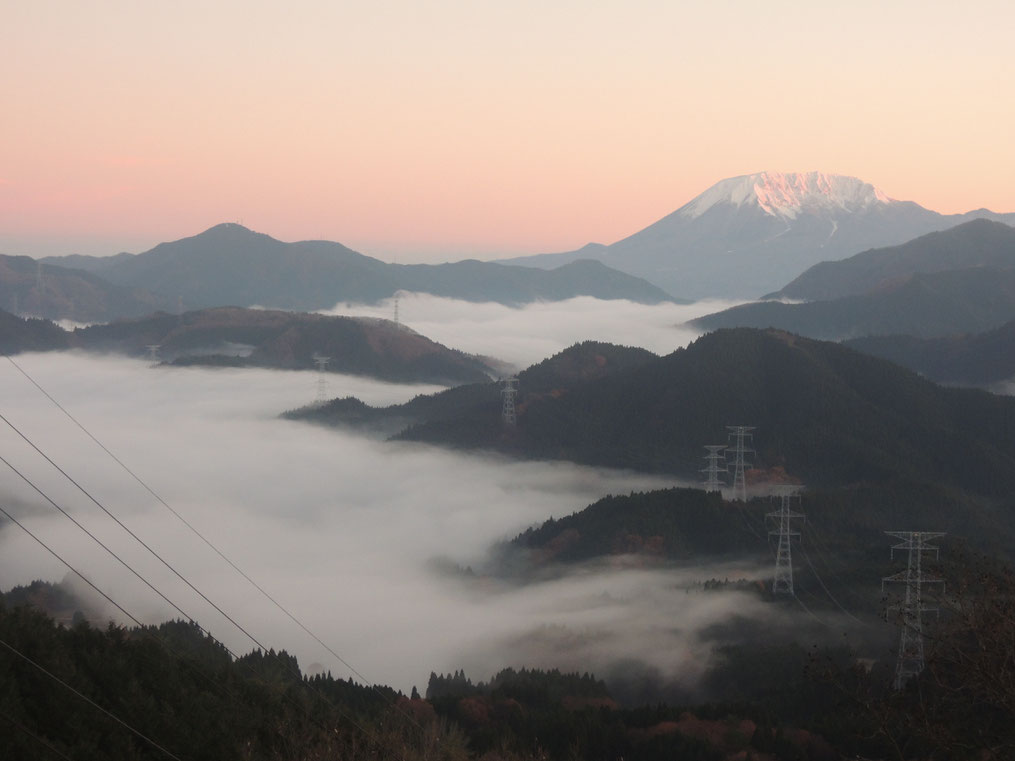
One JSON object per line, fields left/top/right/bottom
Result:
{"left": 0, "top": 297, "right": 847, "bottom": 696}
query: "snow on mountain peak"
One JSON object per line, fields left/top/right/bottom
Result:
{"left": 679, "top": 172, "right": 893, "bottom": 221}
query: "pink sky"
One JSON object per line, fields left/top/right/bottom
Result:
{"left": 2, "top": 0, "right": 1013, "bottom": 261}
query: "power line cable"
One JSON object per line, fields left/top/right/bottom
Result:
{"left": 0, "top": 358, "right": 428, "bottom": 737}
{"left": 3, "top": 353, "right": 394, "bottom": 689}
{"left": 0, "top": 410, "right": 277, "bottom": 657}
{"left": 0, "top": 500, "right": 377, "bottom": 746}
{"left": 0, "top": 707, "right": 77, "bottom": 761}
{"left": 798, "top": 543, "right": 868, "bottom": 626}
{"left": 0, "top": 635, "right": 186, "bottom": 761}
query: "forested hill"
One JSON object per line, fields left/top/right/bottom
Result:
{"left": 73, "top": 306, "right": 496, "bottom": 384}
{"left": 0, "top": 306, "right": 496, "bottom": 385}
{"left": 286, "top": 340, "right": 657, "bottom": 430}
{"left": 314, "top": 329, "right": 1015, "bottom": 497}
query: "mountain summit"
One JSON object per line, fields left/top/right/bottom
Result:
{"left": 504, "top": 172, "right": 1015, "bottom": 299}
{"left": 678, "top": 171, "right": 892, "bottom": 221}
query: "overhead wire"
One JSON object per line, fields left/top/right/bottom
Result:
{"left": 0, "top": 498, "right": 379, "bottom": 747}
{"left": 1, "top": 354, "right": 428, "bottom": 735}
{"left": 0, "top": 635, "right": 186, "bottom": 761}
{"left": 0, "top": 707, "right": 77, "bottom": 761}
{"left": 3, "top": 352, "right": 394, "bottom": 687}
{"left": 0, "top": 410, "right": 280, "bottom": 656}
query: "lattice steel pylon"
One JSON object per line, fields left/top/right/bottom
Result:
{"left": 701, "top": 445, "right": 727, "bottom": 493}
{"left": 145, "top": 344, "right": 161, "bottom": 366}
{"left": 882, "top": 531, "right": 946, "bottom": 690}
{"left": 313, "top": 354, "right": 331, "bottom": 404}
{"left": 726, "top": 426, "right": 755, "bottom": 502}
{"left": 767, "top": 486, "right": 804, "bottom": 595}
{"left": 501, "top": 376, "right": 518, "bottom": 427}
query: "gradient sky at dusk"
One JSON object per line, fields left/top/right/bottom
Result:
{"left": 2, "top": 0, "right": 1013, "bottom": 260}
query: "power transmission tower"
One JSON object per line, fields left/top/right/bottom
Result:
{"left": 882, "top": 531, "right": 946, "bottom": 690}
{"left": 501, "top": 376, "right": 518, "bottom": 428}
{"left": 313, "top": 354, "right": 330, "bottom": 404}
{"left": 393, "top": 291, "right": 400, "bottom": 328}
{"left": 145, "top": 344, "right": 161, "bottom": 366}
{"left": 767, "top": 486, "right": 804, "bottom": 595}
{"left": 726, "top": 425, "right": 755, "bottom": 502}
{"left": 701, "top": 445, "right": 727, "bottom": 493}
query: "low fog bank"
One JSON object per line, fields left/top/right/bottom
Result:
{"left": 0, "top": 352, "right": 692, "bottom": 692}
{"left": 320, "top": 294, "right": 744, "bottom": 368}
{"left": 0, "top": 349, "right": 859, "bottom": 700}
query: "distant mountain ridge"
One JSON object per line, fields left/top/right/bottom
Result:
{"left": 770, "top": 218, "right": 1015, "bottom": 301}
{"left": 503, "top": 172, "right": 1015, "bottom": 299}
{"left": 37, "top": 223, "right": 675, "bottom": 318}
{"left": 844, "top": 320, "right": 1015, "bottom": 387}
{"left": 0, "top": 253, "right": 171, "bottom": 322}
{"left": 690, "top": 220, "right": 1015, "bottom": 340}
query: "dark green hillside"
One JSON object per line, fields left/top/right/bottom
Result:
{"left": 505, "top": 488, "right": 763, "bottom": 568}
{"left": 503, "top": 481, "right": 1015, "bottom": 588}
{"left": 392, "top": 329, "right": 1015, "bottom": 498}
{"left": 845, "top": 319, "right": 1015, "bottom": 386}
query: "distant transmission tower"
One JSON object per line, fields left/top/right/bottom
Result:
{"left": 701, "top": 445, "right": 727, "bottom": 493}
{"left": 313, "top": 354, "right": 330, "bottom": 404}
{"left": 501, "top": 376, "right": 518, "bottom": 428}
{"left": 36, "top": 261, "right": 44, "bottom": 291}
{"left": 767, "top": 486, "right": 804, "bottom": 595}
{"left": 393, "top": 291, "right": 400, "bottom": 328}
{"left": 726, "top": 426, "right": 755, "bottom": 502}
{"left": 882, "top": 531, "right": 946, "bottom": 690}
{"left": 145, "top": 344, "right": 161, "bottom": 366}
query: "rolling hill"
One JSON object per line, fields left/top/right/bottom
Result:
{"left": 0, "top": 306, "right": 496, "bottom": 385}
{"left": 72, "top": 306, "right": 496, "bottom": 384}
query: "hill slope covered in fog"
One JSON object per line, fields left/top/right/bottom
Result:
{"left": 293, "top": 329, "right": 1015, "bottom": 498}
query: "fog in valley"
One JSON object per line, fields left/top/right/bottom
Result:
{"left": 322, "top": 294, "right": 741, "bottom": 368}
{"left": 0, "top": 297, "right": 833, "bottom": 698}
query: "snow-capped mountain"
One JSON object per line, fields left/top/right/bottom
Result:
{"left": 504, "top": 172, "right": 1015, "bottom": 300}
{"left": 679, "top": 171, "right": 891, "bottom": 221}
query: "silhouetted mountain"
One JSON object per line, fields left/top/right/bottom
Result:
{"left": 770, "top": 218, "right": 1015, "bottom": 301}
{"left": 845, "top": 320, "right": 1015, "bottom": 386}
{"left": 503, "top": 172, "right": 1015, "bottom": 299}
{"left": 302, "top": 329, "right": 1015, "bottom": 498}
{"left": 0, "top": 254, "right": 170, "bottom": 322}
{"left": 71, "top": 306, "right": 495, "bottom": 384}
{"left": 689, "top": 266, "right": 1015, "bottom": 340}
{"left": 40, "top": 223, "right": 675, "bottom": 314}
